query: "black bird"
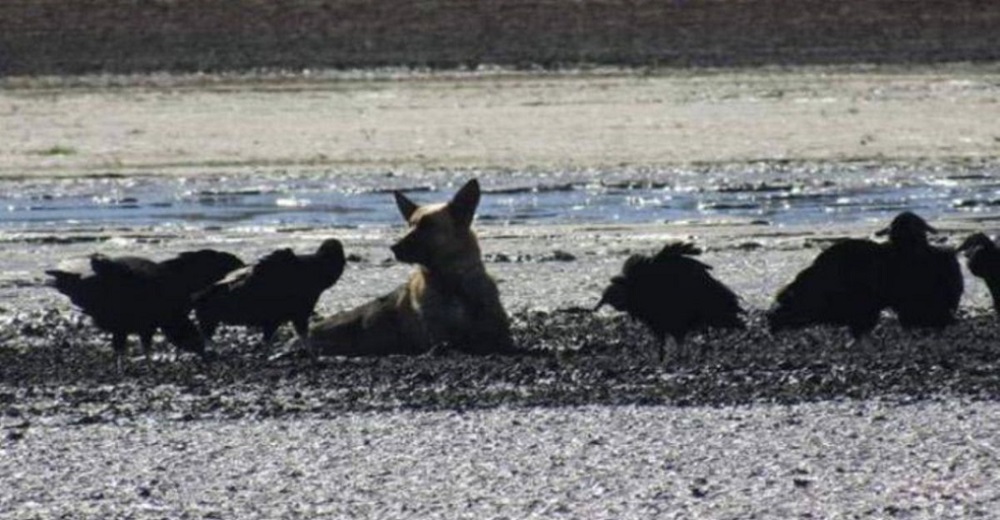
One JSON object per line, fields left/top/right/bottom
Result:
{"left": 767, "top": 238, "right": 886, "bottom": 339}
{"left": 595, "top": 242, "right": 745, "bottom": 362}
{"left": 958, "top": 233, "right": 1000, "bottom": 317}
{"left": 877, "top": 211, "right": 962, "bottom": 329}
{"left": 156, "top": 250, "right": 248, "bottom": 305}
{"left": 46, "top": 250, "right": 244, "bottom": 372}
{"left": 193, "top": 239, "right": 347, "bottom": 353}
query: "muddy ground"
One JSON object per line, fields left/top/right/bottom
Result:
{"left": 4, "top": 66, "right": 1000, "bottom": 517}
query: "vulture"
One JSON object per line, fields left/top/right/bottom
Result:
{"left": 46, "top": 249, "right": 244, "bottom": 372}
{"left": 877, "top": 212, "right": 962, "bottom": 329}
{"left": 193, "top": 239, "right": 346, "bottom": 354}
{"left": 958, "top": 232, "right": 1000, "bottom": 317}
{"left": 768, "top": 211, "right": 962, "bottom": 338}
{"left": 596, "top": 242, "right": 745, "bottom": 361}
{"left": 767, "top": 238, "right": 886, "bottom": 339}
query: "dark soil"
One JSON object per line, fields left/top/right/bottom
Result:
{"left": 1, "top": 0, "right": 998, "bottom": 76}
{"left": 3, "top": 307, "right": 1000, "bottom": 425}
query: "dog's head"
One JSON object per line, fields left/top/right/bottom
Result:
{"left": 390, "top": 179, "right": 482, "bottom": 270}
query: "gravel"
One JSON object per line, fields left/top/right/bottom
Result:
{"left": 4, "top": 217, "right": 1000, "bottom": 518}
{"left": 3, "top": 303, "right": 1000, "bottom": 518}
{"left": 4, "top": 401, "right": 1000, "bottom": 518}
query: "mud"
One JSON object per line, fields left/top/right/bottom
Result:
{"left": 4, "top": 301, "right": 1000, "bottom": 423}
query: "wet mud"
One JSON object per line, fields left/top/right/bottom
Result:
{"left": 3, "top": 306, "right": 1000, "bottom": 426}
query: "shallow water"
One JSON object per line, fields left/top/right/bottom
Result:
{"left": 3, "top": 163, "right": 1000, "bottom": 232}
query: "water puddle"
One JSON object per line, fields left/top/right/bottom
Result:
{"left": 3, "top": 164, "right": 1000, "bottom": 232}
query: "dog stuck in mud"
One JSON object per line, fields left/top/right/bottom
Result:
{"left": 309, "top": 179, "right": 517, "bottom": 356}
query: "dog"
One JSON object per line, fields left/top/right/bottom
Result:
{"left": 310, "top": 179, "right": 515, "bottom": 356}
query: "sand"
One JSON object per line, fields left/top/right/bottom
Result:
{"left": 2, "top": 65, "right": 1000, "bottom": 177}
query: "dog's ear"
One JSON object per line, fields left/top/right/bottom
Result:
{"left": 394, "top": 191, "right": 419, "bottom": 221}
{"left": 448, "top": 179, "right": 480, "bottom": 228}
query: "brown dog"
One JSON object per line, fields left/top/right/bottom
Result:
{"left": 310, "top": 179, "right": 515, "bottom": 356}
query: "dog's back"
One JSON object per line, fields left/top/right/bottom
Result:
{"left": 310, "top": 286, "right": 426, "bottom": 356}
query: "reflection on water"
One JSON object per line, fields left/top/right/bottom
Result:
{"left": 2, "top": 164, "right": 1000, "bottom": 231}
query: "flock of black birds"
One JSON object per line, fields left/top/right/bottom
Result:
{"left": 770, "top": 211, "right": 964, "bottom": 338}
{"left": 41, "top": 210, "right": 1000, "bottom": 372}
{"left": 45, "top": 250, "right": 244, "bottom": 372}
{"left": 46, "top": 239, "right": 346, "bottom": 372}
{"left": 600, "top": 211, "right": 994, "bottom": 358}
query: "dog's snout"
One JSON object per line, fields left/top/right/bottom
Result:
{"left": 390, "top": 241, "right": 405, "bottom": 260}
{"left": 391, "top": 236, "right": 419, "bottom": 263}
